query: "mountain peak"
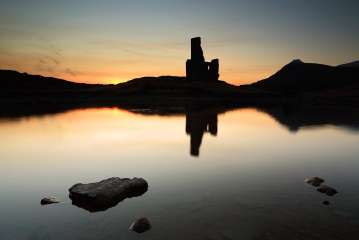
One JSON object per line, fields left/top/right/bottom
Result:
{"left": 288, "top": 59, "right": 304, "bottom": 65}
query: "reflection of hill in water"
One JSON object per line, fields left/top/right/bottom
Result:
{"left": 257, "top": 105, "right": 359, "bottom": 132}
{"left": 130, "top": 105, "right": 359, "bottom": 156}
{"left": 109, "top": 105, "right": 359, "bottom": 156}
{"left": 1, "top": 104, "right": 359, "bottom": 157}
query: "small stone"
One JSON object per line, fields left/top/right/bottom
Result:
{"left": 129, "top": 217, "right": 151, "bottom": 233}
{"left": 317, "top": 185, "right": 338, "bottom": 196}
{"left": 41, "top": 197, "right": 60, "bottom": 205}
{"left": 323, "top": 200, "right": 330, "bottom": 205}
{"left": 305, "top": 177, "right": 324, "bottom": 187}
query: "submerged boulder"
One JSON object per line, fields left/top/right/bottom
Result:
{"left": 129, "top": 217, "right": 151, "bottom": 233}
{"left": 40, "top": 197, "right": 60, "bottom": 205}
{"left": 305, "top": 177, "right": 324, "bottom": 187}
{"left": 317, "top": 185, "right": 338, "bottom": 196}
{"left": 69, "top": 177, "right": 148, "bottom": 212}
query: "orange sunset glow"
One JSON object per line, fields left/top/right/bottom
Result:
{"left": 1, "top": 1, "right": 358, "bottom": 85}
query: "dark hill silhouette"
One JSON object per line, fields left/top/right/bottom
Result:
{"left": 0, "top": 70, "right": 241, "bottom": 98}
{"left": 1, "top": 69, "right": 266, "bottom": 117}
{"left": 111, "top": 76, "right": 240, "bottom": 97}
{"left": 246, "top": 59, "right": 359, "bottom": 94}
{"left": 1, "top": 58, "right": 359, "bottom": 118}
{"left": 338, "top": 60, "right": 359, "bottom": 68}
{"left": 0, "top": 70, "right": 255, "bottom": 118}
{"left": 0, "top": 69, "right": 101, "bottom": 91}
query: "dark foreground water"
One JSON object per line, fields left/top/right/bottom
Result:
{"left": 0, "top": 108, "right": 358, "bottom": 239}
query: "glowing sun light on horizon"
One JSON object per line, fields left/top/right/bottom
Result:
{"left": 107, "top": 78, "right": 127, "bottom": 85}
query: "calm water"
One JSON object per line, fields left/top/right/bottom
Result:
{"left": 0, "top": 108, "right": 359, "bottom": 239}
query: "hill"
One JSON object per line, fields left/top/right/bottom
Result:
{"left": 246, "top": 59, "right": 359, "bottom": 94}
{"left": 0, "top": 70, "right": 247, "bottom": 102}
{"left": 338, "top": 60, "right": 359, "bottom": 68}
{"left": 1, "top": 59, "right": 359, "bottom": 118}
{"left": 0, "top": 70, "right": 99, "bottom": 91}
{"left": 0, "top": 70, "right": 255, "bottom": 118}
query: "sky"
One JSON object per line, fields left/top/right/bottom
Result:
{"left": 0, "top": 0, "right": 358, "bottom": 85}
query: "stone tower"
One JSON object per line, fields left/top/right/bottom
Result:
{"left": 186, "top": 37, "right": 219, "bottom": 82}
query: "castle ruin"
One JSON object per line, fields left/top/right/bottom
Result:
{"left": 186, "top": 37, "right": 219, "bottom": 82}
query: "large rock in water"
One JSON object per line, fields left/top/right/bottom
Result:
{"left": 69, "top": 177, "right": 148, "bottom": 212}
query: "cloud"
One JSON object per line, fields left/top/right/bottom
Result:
{"left": 89, "top": 39, "right": 185, "bottom": 56}
{"left": 64, "top": 68, "right": 79, "bottom": 77}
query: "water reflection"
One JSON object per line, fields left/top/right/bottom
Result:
{"left": 2, "top": 103, "right": 359, "bottom": 133}
{"left": 1, "top": 104, "right": 359, "bottom": 159}
{"left": 185, "top": 110, "right": 218, "bottom": 156}
{"left": 1, "top": 107, "right": 359, "bottom": 240}
{"left": 257, "top": 105, "right": 359, "bottom": 132}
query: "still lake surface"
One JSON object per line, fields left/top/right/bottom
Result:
{"left": 0, "top": 107, "right": 358, "bottom": 239}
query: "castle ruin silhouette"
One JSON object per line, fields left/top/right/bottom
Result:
{"left": 186, "top": 37, "right": 219, "bottom": 82}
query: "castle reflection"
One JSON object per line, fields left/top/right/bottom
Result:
{"left": 185, "top": 110, "right": 218, "bottom": 157}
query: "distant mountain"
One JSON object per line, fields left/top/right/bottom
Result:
{"left": 247, "top": 59, "right": 359, "bottom": 94}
